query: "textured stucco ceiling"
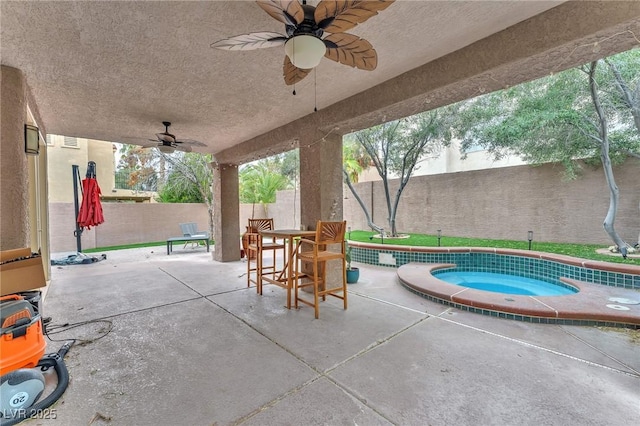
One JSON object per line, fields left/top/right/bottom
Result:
{"left": 2, "top": 1, "right": 639, "bottom": 164}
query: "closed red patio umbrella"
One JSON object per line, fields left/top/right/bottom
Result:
{"left": 77, "top": 161, "right": 104, "bottom": 229}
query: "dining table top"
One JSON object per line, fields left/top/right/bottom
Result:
{"left": 259, "top": 229, "right": 316, "bottom": 239}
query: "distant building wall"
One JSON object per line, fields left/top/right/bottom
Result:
{"left": 46, "top": 136, "right": 116, "bottom": 203}
{"left": 47, "top": 137, "right": 156, "bottom": 204}
{"left": 358, "top": 141, "right": 527, "bottom": 182}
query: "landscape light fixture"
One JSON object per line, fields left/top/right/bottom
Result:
{"left": 437, "top": 229, "right": 442, "bottom": 247}
{"left": 528, "top": 230, "right": 533, "bottom": 250}
{"left": 25, "top": 124, "right": 39, "bottom": 155}
{"left": 347, "top": 226, "right": 351, "bottom": 241}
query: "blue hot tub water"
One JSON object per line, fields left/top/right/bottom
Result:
{"left": 434, "top": 271, "right": 577, "bottom": 296}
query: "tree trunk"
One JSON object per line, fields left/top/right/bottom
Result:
{"left": 605, "top": 58, "right": 640, "bottom": 248}
{"left": 381, "top": 176, "right": 393, "bottom": 236}
{"left": 343, "top": 170, "right": 384, "bottom": 234}
{"left": 600, "top": 146, "right": 628, "bottom": 256}
{"left": 589, "top": 61, "right": 629, "bottom": 257}
{"left": 207, "top": 203, "right": 214, "bottom": 242}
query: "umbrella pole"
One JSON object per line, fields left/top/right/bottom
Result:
{"left": 72, "top": 165, "right": 83, "bottom": 252}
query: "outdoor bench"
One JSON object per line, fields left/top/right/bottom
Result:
{"left": 166, "top": 235, "right": 210, "bottom": 255}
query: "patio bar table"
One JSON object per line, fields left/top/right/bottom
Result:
{"left": 259, "top": 229, "right": 316, "bottom": 309}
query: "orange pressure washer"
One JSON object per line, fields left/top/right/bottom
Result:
{"left": 0, "top": 294, "right": 73, "bottom": 425}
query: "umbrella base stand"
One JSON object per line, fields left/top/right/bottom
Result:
{"left": 50, "top": 252, "right": 107, "bottom": 266}
{"left": 72, "top": 165, "right": 83, "bottom": 252}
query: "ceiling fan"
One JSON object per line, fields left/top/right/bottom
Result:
{"left": 143, "top": 121, "right": 206, "bottom": 153}
{"left": 211, "top": 0, "right": 395, "bottom": 85}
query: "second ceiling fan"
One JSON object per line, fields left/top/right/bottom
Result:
{"left": 211, "top": 0, "right": 395, "bottom": 85}
{"left": 142, "top": 121, "right": 206, "bottom": 153}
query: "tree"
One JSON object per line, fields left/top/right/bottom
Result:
{"left": 156, "top": 170, "right": 203, "bottom": 203}
{"left": 157, "top": 151, "right": 215, "bottom": 238}
{"left": 239, "top": 162, "right": 290, "bottom": 217}
{"left": 454, "top": 50, "right": 640, "bottom": 253}
{"left": 604, "top": 54, "right": 640, "bottom": 247}
{"left": 344, "top": 109, "right": 454, "bottom": 236}
{"left": 116, "top": 145, "right": 159, "bottom": 191}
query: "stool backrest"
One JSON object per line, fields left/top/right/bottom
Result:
{"left": 247, "top": 218, "right": 275, "bottom": 233}
{"left": 314, "top": 220, "right": 346, "bottom": 246}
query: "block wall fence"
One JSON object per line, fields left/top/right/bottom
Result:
{"left": 49, "top": 160, "right": 639, "bottom": 252}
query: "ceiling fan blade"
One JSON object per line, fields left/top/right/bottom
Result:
{"left": 156, "top": 133, "right": 176, "bottom": 143}
{"left": 283, "top": 55, "right": 312, "bottom": 86}
{"left": 315, "top": 0, "right": 395, "bottom": 33}
{"left": 175, "top": 139, "right": 206, "bottom": 147}
{"left": 211, "top": 32, "right": 287, "bottom": 51}
{"left": 323, "top": 33, "right": 377, "bottom": 70}
{"left": 256, "top": 0, "right": 304, "bottom": 27}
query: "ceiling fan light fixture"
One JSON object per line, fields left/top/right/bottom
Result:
{"left": 284, "top": 35, "right": 326, "bottom": 69}
{"left": 157, "top": 145, "right": 175, "bottom": 154}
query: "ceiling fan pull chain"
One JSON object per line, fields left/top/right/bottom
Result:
{"left": 314, "top": 68, "right": 317, "bottom": 112}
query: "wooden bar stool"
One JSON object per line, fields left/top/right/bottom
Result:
{"left": 294, "top": 220, "right": 348, "bottom": 319}
{"left": 245, "top": 218, "right": 285, "bottom": 294}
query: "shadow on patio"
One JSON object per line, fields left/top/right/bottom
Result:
{"left": 40, "top": 247, "right": 639, "bottom": 425}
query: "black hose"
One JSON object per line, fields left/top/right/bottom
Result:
{"left": 1, "top": 341, "right": 73, "bottom": 426}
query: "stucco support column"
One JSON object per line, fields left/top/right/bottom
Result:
{"left": 0, "top": 66, "right": 30, "bottom": 250}
{"left": 299, "top": 133, "right": 344, "bottom": 287}
{"left": 299, "top": 133, "right": 344, "bottom": 229}
{"left": 212, "top": 162, "right": 240, "bottom": 262}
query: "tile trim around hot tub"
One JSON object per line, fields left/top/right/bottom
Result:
{"left": 400, "top": 281, "right": 635, "bottom": 328}
{"left": 348, "top": 242, "right": 640, "bottom": 290}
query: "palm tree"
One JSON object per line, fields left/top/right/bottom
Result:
{"left": 158, "top": 151, "right": 215, "bottom": 238}
{"left": 239, "top": 162, "right": 289, "bottom": 217}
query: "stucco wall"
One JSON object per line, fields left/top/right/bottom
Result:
{"left": 0, "top": 66, "right": 30, "bottom": 249}
{"left": 50, "top": 203, "right": 209, "bottom": 252}
{"left": 343, "top": 160, "right": 639, "bottom": 245}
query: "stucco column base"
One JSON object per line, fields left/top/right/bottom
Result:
{"left": 212, "top": 163, "right": 240, "bottom": 262}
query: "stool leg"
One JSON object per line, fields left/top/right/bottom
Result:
{"left": 342, "top": 260, "right": 348, "bottom": 310}
{"left": 294, "top": 251, "right": 299, "bottom": 309}
{"left": 247, "top": 249, "right": 251, "bottom": 288}
{"left": 313, "top": 258, "right": 319, "bottom": 319}
{"left": 257, "top": 247, "right": 263, "bottom": 295}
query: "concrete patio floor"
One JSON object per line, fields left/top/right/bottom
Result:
{"left": 39, "top": 246, "right": 639, "bottom": 425}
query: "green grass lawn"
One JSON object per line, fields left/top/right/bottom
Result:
{"left": 83, "top": 241, "right": 167, "bottom": 253}
{"left": 83, "top": 240, "right": 215, "bottom": 253}
{"left": 83, "top": 232, "right": 638, "bottom": 266}
{"left": 347, "top": 230, "right": 640, "bottom": 266}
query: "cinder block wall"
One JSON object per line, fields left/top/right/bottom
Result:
{"left": 342, "top": 160, "right": 639, "bottom": 245}
{"left": 50, "top": 203, "right": 209, "bottom": 252}
{"left": 49, "top": 160, "right": 639, "bottom": 252}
